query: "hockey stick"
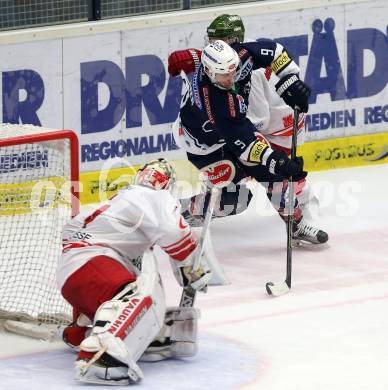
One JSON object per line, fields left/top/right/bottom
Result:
{"left": 266, "top": 107, "right": 300, "bottom": 297}
{"left": 179, "top": 186, "right": 221, "bottom": 308}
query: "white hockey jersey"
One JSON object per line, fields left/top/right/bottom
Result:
{"left": 57, "top": 185, "right": 197, "bottom": 289}
{"left": 247, "top": 67, "right": 305, "bottom": 150}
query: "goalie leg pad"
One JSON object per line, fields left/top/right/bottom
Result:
{"left": 140, "top": 306, "right": 199, "bottom": 362}
{"left": 77, "top": 280, "right": 165, "bottom": 384}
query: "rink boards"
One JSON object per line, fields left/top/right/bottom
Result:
{"left": 0, "top": 0, "right": 386, "bottom": 204}
{"left": 78, "top": 131, "right": 388, "bottom": 204}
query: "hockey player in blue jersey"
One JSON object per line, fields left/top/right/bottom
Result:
{"left": 172, "top": 39, "right": 328, "bottom": 244}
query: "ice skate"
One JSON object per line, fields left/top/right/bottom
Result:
{"left": 292, "top": 217, "right": 328, "bottom": 245}
{"left": 75, "top": 351, "right": 140, "bottom": 386}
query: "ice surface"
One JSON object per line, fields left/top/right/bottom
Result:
{"left": 1, "top": 164, "right": 388, "bottom": 390}
{"left": 0, "top": 334, "right": 258, "bottom": 390}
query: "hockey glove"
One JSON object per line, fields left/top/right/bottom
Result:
{"left": 168, "top": 49, "right": 202, "bottom": 76}
{"left": 266, "top": 150, "right": 307, "bottom": 181}
{"left": 275, "top": 74, "right": 311, "bottom": 113}
{"left": 180, "top": 262, "right": 212, "bottom": 292}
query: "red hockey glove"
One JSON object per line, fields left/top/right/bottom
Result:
{"left": 168, "top": 48, "right": 202, "bottom": 76}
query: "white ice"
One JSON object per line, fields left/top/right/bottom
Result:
{"left": 1, "top": 164, "right": 388, "bottom": 390}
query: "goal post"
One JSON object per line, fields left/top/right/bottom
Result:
{"left": 0, "top": 124, "right": 79, "bottom": 326}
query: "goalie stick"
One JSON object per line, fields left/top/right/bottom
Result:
{"left": 179, "top": 186, "right": 221, "bottom": 308}
{"left": 266, "top": 107, "right": 300, "bottom": 297}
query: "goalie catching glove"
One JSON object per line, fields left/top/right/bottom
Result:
{"left": 275, "top": 74, "right": 311, "bottom": 113}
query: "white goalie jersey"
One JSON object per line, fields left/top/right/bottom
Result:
{"left": 247, "top": 68, "right": 305, "bottom": 150}
{"left": 57, "top": 185, "right": 197, "bottom": 289}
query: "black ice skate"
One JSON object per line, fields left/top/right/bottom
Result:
{"left": 292, "top": 217, "right": 329, "bottom": 245}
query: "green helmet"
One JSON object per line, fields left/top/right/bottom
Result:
{"left": 206, "top": 14, "right": 245, "bottom": 44}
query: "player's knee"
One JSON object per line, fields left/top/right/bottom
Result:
{"left": 219, "top": 183, "right": 253, "bottom": 216}
{"left": 295, "top": 177, "right": 307, "bottom": 196}
{"left": 189, "top": 183, "right": 252, "bottom": 219}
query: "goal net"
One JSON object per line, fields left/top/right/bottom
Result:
{"left": 0, "top": 124, "right": 79, "bottom": 325}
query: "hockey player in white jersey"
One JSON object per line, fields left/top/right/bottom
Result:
{"left": 57, "top": 158, "right": 212, "bottom": 385}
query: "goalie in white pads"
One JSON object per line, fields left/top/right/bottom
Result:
{"left": 57, "top": 158, "right": 212, "bottom": 385}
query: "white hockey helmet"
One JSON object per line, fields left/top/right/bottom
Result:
{"left": 201, "top": 40, "right": 241, "bottom": 86}
{"left": 135, "top": 158, "right": 176, "bottom": 190}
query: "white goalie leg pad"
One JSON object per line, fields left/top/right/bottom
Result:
{"left": 140, "top": 306, "right": 200, "bottom": 362}
{"left": 78, "top": 276, "right": 166, "bottom": 383}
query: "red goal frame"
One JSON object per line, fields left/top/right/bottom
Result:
{"left": 0, "top": 129, "right": 80, "bottom": 216}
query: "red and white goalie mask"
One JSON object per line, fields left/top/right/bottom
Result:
{"left": 135, "top": 158, "right": 176, "bottom": 191}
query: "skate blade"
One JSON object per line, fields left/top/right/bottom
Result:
{"left": 76, "top": 372, "right": 130, "bottom": 386}
{"left": 292, "top": 239, "right": 329, "bottom": 250}
{"left": 139, "top": 349, "right": 173, "bottom": 362}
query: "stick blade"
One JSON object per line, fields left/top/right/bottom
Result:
{"left": 266, "top": 281, "right": 290, "bottom": 297}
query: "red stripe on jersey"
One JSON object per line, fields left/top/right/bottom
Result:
{"left": 227, "top": 93, "right": 236, "bottom": 118}
{"left": 62, "top": 241, "right": 107, "bottom": 253}
{"left": 169, "top": 241, "right": 198, "bottom": 261}
{"left": 62, "top": 241, "right": 93, "bottom": 252}
{"left": 83, "top": 204, "right": 110, "bottom": 227}
{"left": 203, "top": 86, "right": 216, "bottom": 125}
{"left": 164, "top": 235, "right": 198, "bottom": 257}
{"left": 162, "top": 231, "right": 191, "bottom": 250}
{"left": 179, "top": 216, "right": 188, "bottom": 229}
{"left": 264, "top": 66, "right": 272, "bottom": 81}
{"left": 267, "top": 116, "right": 305, "bottom": 137}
